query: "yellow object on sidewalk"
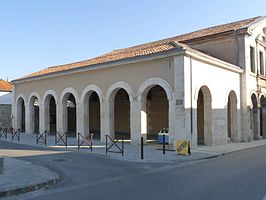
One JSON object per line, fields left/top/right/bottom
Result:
{"left": 176, "top": 140, "right": 191, "bottom": 155}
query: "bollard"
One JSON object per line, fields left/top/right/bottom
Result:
{"left": 105, "top": 135, "right": 108, "bottom": 154}
{"left": 122, "top": 138, "right": 124, "bottom": 157}
{"left": 163, "top": 134, "right": 166, "bottom": 155}
{"left": 0, "top": 157, "right": 3, "bottom": 174}
{"left": 141, "top": 137, "right": 144, "bottom": 160}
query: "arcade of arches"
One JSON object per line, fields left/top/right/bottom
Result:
{"left": 15, "top": 83, "right": 266, "bottom": 146}
{"left": 15, "top": 82, "right": 171, "bottom": 144}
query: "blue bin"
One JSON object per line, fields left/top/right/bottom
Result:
{"left": 158, "top": 133, "right": 169, "bottom": 144}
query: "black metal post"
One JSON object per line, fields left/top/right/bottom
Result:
{"left": 45, "top": 131, "right": 47, "bottom": 146}
{"left": 78, "top": 133, "right": 80, "bottom": 150}
{"left": 163, "top": 134, "right": 165, "bottom": 155}
{"left": 105, "top": 135, "right": 107, "bottom": 154}
{"left": 122, "top": 138, "right": 124, "bottom": 157}
{"left": 65, "top": 134, "right": 67, "bottom": 148}
{"left": 55, "top": 132, "right": 57, "bottom": 145}
{"left": 36, "top": 132, "right": 38, "bottom": 144}
{"left": 141, "top": 137, "right": 144, "bottom": 160}
{"left": 91, "top": 134, "right": 93, "bottom": 152}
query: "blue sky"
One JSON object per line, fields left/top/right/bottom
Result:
{"left": 0, "top": 0, "right": 265, "bottom": 80}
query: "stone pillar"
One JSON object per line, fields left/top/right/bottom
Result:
{"left": 76, "top": 102, "right": 83, "bottom": 136}
{"left": 130, "top": 99, "right": 142, "bottom": 144}
{"left": 57, "top": 102, "right": 63, "bottom": 134}
{"left": 39, "top": 102, "right": 45, "bottom": 133}
{"left": 140, "top": 99, "right": 147, "bottom": 143}
{"left": 100, "top": 101, "right": 106, "bottom": 142}
{"left": 14, "top": 102, "right": 19, "bottom": 130}
{"left": 101, "top": 99, "right": 113, "bottom": 142}
{"left": 253, "top": 108, "right": 260, "bottom": 140}
{"left": 25, "top": 104, "right": 32, "bottom": 133}
{"left": 168, "top": 99, "right": 176, "bottom": 147}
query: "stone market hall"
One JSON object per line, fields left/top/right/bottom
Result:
{"left": 12, "top": 16, "right": 266, "bottom": 148}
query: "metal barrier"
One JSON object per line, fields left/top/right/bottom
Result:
{"left": 105, "top": 135, "right": 124, "bottom": 156}
{"left": 163, "top": 134, "right": 166, "bottom": 155}
{"left": 36, "top": 130, "right": 47, "bottom": 145}
{"left": 77, "top": 133, "right": 93, "bottom": 151}
{"left": 0, "top": 128, "right": 7, "bottom": 139}
{"left": 11, "top": 128, "right": 20, "bottom": 141}
{"left": 55, "top": 131, "right": 67, "bottom": 148}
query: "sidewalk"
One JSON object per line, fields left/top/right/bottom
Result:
{"left": 1, "top": 133, "right": 266, "bottom": 197}
{"left": 1, "top": 132, "right": 266, "bottom": 162}
{"left": 0, "top": 157, "right": 59, "bottom": 198}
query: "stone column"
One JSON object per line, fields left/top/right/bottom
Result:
{"left": 25, "top": 104, "right": 32, "bottom": 133}
{"left": 39, "top": 102, "right": 45, "bottom": 133}
{"left": 101, "top": 99, "right": 113, "bottom": 142}
{"left": 56, "top": 102, "right": 64, "bottom": 134}
{"left": 168, "top": 99, "right": 176, "bottom": 147}
{"left": 253, "top": 108, "right": 260, "bottom": 140}
{"left": 76, "top": 101, "right": 83, "bottom": 136}
{"left": 130, "top": 99, "right": 142, "bottom": 144}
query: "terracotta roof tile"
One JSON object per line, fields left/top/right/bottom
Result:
{"left": 16, "top": 16, "right": 261, "bottom": 81}
{"left": 0, "top": 79, "right": 12, "bottom": 92}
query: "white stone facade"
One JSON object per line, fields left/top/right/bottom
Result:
{"left": 0, "top": 91, "right": 12, "bottom": 104}
{"left": 11, "top": 16, "right": 266, "bottom": 149}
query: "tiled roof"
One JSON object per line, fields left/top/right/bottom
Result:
{"left": 0, "top": 79, "right": 12, "bottom": 92}
{"left": 16, "top": 16, "right": 261, "bottom": 81}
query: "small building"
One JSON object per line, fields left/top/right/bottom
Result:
{"left": 11, "top": 16, "right": 266, "bottom": 148}
{"left": 0, "top": 79, "right": 12, "bottom": 128}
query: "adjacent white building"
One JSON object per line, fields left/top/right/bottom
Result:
{"left": 0, "top": 79, "right": 12, "bottom": 128}
{"left": 11, "top": 16, "right": 266, "bottom": 148}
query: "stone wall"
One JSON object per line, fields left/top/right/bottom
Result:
{"left": 0, "top": 104, "right": 11, "bottom": 128}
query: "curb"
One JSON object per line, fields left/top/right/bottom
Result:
{"left": 0, "top": 176, "right": 59, "bottom": 198}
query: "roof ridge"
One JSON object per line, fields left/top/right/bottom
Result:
{"left": 101, "top": 16, "right": 262, "bottom": 54}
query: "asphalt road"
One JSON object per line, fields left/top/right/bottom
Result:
{"left": 1, "top": 140, "right": 266, "bottom": 200}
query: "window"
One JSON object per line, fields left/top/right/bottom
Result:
{"left": 259, "top": 51, "right": 264, "bottom": 75}
{"left": 250, "top": 47, "right": 255, "bottom": 73}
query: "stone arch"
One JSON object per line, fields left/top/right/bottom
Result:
{"left": 137, "top": 78, "right": 173, "bottom": 143}
{"left": 59, "top": 87, "right": 79, "bottom": 136}
{"left": 80, "top": 85, "right": 103, "bottom": 139}
{"left": 260, "top": 95, "right": 266, "bottom": 138}
{"left": 80, "top": 85, "right": 103, "bottom": 104}
{"left": 59, "top": 87, "right": 79, "bottom": 103}
{"left": 227, "top": 90, "right": 238, "bottom": 142}
{"left": 106, "top": 81, "right": 133, "bottom": 139}
{"left": 15, "top": 94, "right": 26, "bottom": 132}
{"left": 43, "top": 90, "right": 58, "bottom": 105}
{"left": 197, "top": 85, "right": 212, "bottom": 145}
{"left": 137, "top": 78, "right": 173, "bottom": 101}
{"left": 28, "top": 93, "right": 41, "bottom": 133}
{"left": 43, "top": 90, "right": 58, "bottom": 134}
{"left": 106, "top": 81, "right": 134, "bottom": 102}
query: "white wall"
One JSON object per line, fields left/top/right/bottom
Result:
{"left": 182, "top": 56, "right": 241, "bottom": 147}
{"left": 0, "top": 92, "right": 12, "bottom": 104}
